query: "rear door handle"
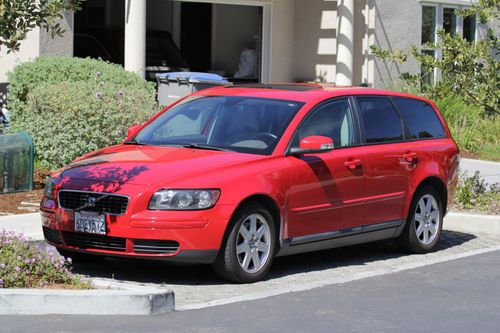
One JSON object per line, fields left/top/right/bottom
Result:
{"left": 403, "top": 152, "right": 417, "bottom": 163}
{"left": 345, "top": 159, "right": 362, "bottom": 170}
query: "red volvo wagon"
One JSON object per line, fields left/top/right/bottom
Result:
{"left": 41, "top": 84, "right": 459, "bottom": 282}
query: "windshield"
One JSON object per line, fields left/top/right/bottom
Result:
{"left": 133, "top": 96, "right": 304, "bottom": 155}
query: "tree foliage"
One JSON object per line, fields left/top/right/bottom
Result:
{"left": 371, "top": 0, "right": 499, "bottom": 116}
{"left": 0, "top": 0, "right": 82, "bottom": 52}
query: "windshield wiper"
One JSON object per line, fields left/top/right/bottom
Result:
{"left": 124, "top": 139, "right": 147, "bottom": 145}
{"left": 180, "top": 143, "right": 233, "bottom": 152}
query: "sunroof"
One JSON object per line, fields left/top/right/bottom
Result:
{"left": 225, "top": 84, "right": 322, "bottom": 92}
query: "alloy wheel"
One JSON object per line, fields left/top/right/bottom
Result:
{"left": 236, "top": 213, "right": 272, "bottom": 274}
{"left": 414, "top": 194, "right": 440, "bottom": 245}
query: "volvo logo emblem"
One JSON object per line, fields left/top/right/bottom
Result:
{"left": 87, "top": 196, "right": 97, "bottom": 207}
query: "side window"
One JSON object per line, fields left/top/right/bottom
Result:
{"left": 357, "top": 97, "right": 404, "bottom": 144}
{"left": 293, "top": 99, "right": 355, "bottom": 148}
{"left": 393, "top": 98, "right": 446, "bottom": 139}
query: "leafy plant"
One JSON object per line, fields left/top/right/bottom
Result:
{"left": 371, "top": 0, "right": 499, "bottom": 117}
{"left": 435, "top": 96, "right": 500, "bottom": 157}
{"left": 453, "top": 171, "right": 500, "bottom": 214}
{"left": 0, "top": 0, "right": 83, "bottom": 52}
{"left": 7, "top": 56, "right": 158, "bottom": 170}
{"left": 0, "top": 230, "right": 91, "bottom": 289}
{"left": 19, "top": 80, "right": 157, "bottom": 169}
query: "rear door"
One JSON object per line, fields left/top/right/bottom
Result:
{"left": 287, "top": 98, "right": 366, "bottom": 238}
{"left": 355, "top": 96, "right": 415, "bottom": 226}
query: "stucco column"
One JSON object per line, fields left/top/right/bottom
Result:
{"left": 335, "top": 0, "right": 354, "bottom": 86}
{"left": 124, "top": 0, "right": 146, "bottom": 77}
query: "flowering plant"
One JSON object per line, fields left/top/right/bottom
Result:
{"left": 0, "top": 230, "right": 91, "bottom": 289}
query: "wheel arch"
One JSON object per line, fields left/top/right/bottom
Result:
{"left": 408, "top": 176, "right": 448, "bottom": 218}
{"left": 230, "top": 194, "right": 283, "bottom": 247}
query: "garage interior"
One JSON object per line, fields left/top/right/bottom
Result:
{"left": 74, "top": 0, "right": 263, "bottom": 83}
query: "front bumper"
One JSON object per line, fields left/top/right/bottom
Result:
{"left": 41, "top": 199, "right": 236, "bottom": 264}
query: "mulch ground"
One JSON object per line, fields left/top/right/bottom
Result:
{"left": 0, "top": 169, "right": 48, "bottom": 215}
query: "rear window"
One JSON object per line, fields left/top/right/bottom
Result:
{"left": 392, "top": 98, "right": 446, "bottom": 139}
{"left": 357, "top": 97, "right": 404, "bottom": 144}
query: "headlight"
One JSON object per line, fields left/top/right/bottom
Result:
{"left": 148, "top": 189, "right": 221, "bottom": 210}
{"left": 44, "top": 177, "right": 56, "bottom": 200}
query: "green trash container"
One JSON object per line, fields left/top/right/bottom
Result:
{"left": 0, "top": 132, "right": 34, "bottom": 193}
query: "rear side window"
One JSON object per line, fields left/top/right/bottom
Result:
{"left": 357, "top": 97, "right": 404, "bottom": 144}
{"left": 393, "top": 98, "right": 446, "bottom": 139}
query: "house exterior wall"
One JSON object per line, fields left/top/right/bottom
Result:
{"left": 0, "top": 29, "right": 40, "bottom": 83}
{"left": 269, "top": 0, "right": 296, "bottom": 82}
{"left": 371, "top": 0, "right": 421, "bottom": 88}
{"left": 39, "top": 11, "right": 74, "bottom": 57}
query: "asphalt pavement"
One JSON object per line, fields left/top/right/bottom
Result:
{"left": 1, "top": 249, "right": 499, "bottom": 333}
{"left": 460, "top": 158, "right": 500, "bottom": 184}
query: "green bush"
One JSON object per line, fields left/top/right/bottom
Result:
{"left": 0, "top": 230, "right": 91, "bottom": 289}
{"left": 16, "top": 81, "right": 157, "bottom": 169}
{"left": 7, "top": 56, "right": 155, "bottom": 117}
{"left": 435, "top": 96, "right": 500, "bottom": 159}
{"left": 7, "top": 56, "right": 158, "bottom": 170}
{"left": 453, "top": 171, "right": 500, "bottom": 214}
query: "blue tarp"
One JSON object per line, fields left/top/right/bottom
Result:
{"left": 156, "top": 72, "right": 229, "bottom": 84}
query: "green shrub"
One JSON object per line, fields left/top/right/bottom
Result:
{"left": 7, "top": 56, "right": 158, "bottom": 170}
{"left": 15, "top": 80, "right": 157, "bottom": 169}
{"left": 0, "top": 230, "right": 91, "bottom": 289}
{"left": 453, "top": 171, "right": 500, "bottom": 214}
{"left": 435, "top": 96, "right": 500, "bottom": 158}
{"left": 7, "top": 56, "right": 155, "bottom": 119}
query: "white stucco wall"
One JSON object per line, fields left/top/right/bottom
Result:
{"left": 269, "top": 0, "right": 296, "bottom": 82}
{"left": 371, "top": 0, "right": 421, "bottom": 88}
{"left": 0, "top": 29, "right": 40, "bottom": 83}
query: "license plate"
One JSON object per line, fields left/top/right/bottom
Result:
{"left": 74, "top": 211, "right": 106, "bottom": 235}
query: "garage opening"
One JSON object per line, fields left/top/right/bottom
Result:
{"left": 74, "top": 0, "right": 263, "bottom": 83}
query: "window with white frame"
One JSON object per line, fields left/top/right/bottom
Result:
{"left": 420, "top": 2, "right": 477, "bottom": 84}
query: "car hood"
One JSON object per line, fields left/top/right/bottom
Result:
{"left": 57, "top": 144, "right": 266, "bottom": 186}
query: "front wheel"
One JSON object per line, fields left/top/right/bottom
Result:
{"left": 213, "top": 203, "right": 276, "bottom": 283}
{"left": 397, "top": 186, "right": 443, "bottom": 253}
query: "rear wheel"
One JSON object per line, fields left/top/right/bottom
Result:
{"left": 213, "top": 203, "right": 276, "bottom": 283}
{"left": 397, "top": 186, "right": 443, "bottom": 253}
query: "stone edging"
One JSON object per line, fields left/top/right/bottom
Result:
{"left": 444, "top": 211, "right": 500, "bottom": 235}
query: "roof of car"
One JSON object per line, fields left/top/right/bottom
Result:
{"left": 196, "top": 83, "right": 432, "bottom": 104}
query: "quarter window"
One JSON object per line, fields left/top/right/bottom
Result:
{"left": 393, "top": 98, "right": 446, "bottom": 139}
{"left": 357, "top": 97, "right": 404, "bottom": 144}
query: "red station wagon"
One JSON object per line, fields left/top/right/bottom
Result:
{"left": 41, "top": 84, "right": 460, "bottom": 282}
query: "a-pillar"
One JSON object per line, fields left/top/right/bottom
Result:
{"left": 124, "top": 0, "right": 146, "bottom": 77}
{"left": 335, "top": 0, "right": 354, "bottom": 86}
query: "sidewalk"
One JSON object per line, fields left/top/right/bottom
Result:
{"left": 0, "top": 213, "right": 42, "bottom": 240}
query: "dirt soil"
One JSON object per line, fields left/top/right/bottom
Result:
{"left": 0, "top": 168, "right": 48, "bottom": 214}
{"left": 0, "top": 189, "right": 44, "bottom": 214}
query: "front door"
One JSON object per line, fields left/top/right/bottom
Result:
{"left": 287, "top": 98, "right": 366, "bottom": 238}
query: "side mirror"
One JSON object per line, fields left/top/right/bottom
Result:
{"left": 126, "top": 124, "right": 142, "bottom": 140}
{"left": 288, "top": 135, "right": 334, "bottom": 156}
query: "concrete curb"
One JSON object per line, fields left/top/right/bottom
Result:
{"left": 0, "top": 285, "right": 174, "bottom": 315}
{"left": 444, "top": 212, "right": 500, "bottom": 235}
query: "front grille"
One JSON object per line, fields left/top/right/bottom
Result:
{"left": 134, "top": 239, "right": 180, "bottom": 254}
{"left": 43, "top": 227, "right": 63, "bottom": 245}
{"left": 62, "top": 232, "right": 126, "bottom": 252}
{"left": 58, "top": 190, "right": 129, "bottom": 215}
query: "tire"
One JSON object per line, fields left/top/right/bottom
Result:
{"left": 397, "top": 185, "right": 443, "bottom": 253}
{"left": 56, "top": 248, "right": 104, "bottom": 263}
{"left": 213, "top": 202, "right": 276, "bottom": 283}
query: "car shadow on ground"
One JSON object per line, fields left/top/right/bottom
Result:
{"left": 67, "top": 230, "right": 476, "bottom": 286}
